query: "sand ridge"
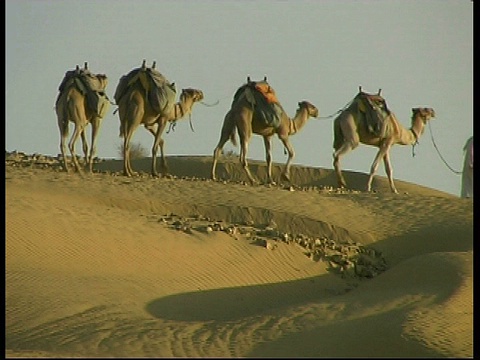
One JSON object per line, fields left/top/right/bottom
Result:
{"left": 5, "top": 152, "right": 473, "bottom": 358}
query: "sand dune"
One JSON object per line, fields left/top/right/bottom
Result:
{"left": 5, "top": 153, "right": 473, "bottom": 358}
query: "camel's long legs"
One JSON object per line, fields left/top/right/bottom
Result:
{"left": 238, "top": 131, "right": 256, "bottom": 184}
{"left": 279, "top": 135, "right": 295, "bottom": 183}
{"left": 58, "top": 119, "right": 70, "bottom": 173}
{"left": 382, "top": 150, "right": 398, "bottom": 193}
{"left": 80, "top": 129, "right": 89, "bottom": 169}
{"left": 211, "top": 112, "right": 236, "bottom": 181}
{"left": 211, "top": 135, "right": 230, "bottom": 181}
{"left": 122, "top": 102, "right": 144, "bottom": 177}
{"left": 263, "top": 136, "right": 274, "bottom": 183}
{"left": 88, "top": 117, "right": 101, "bottom": 173}
{"left": 333, "top": 113, "right": 362, "bottom": 189}
{"left": 366, "top": 145, "right": 389, "bottom": 192}
{"left": 123, "top": 126, "right": 138, "bottom": 177}
{"left": 67, "top": 123, "right": 85, "bottom": 173}
{"left": 151, "top": 119, "right": 169, "bottom": 177}
{"left": 333, "top": 142, "right": 354, "bottom": 188}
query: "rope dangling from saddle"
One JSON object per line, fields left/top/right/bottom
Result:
{"left": 411, "top": 128, "right": 419, "bottom": 157}
{"left": 188, "top": 114, "right": 195, "bottom": 132}
{"left": 166, "top": 121, "right": 177, "bottom": 134}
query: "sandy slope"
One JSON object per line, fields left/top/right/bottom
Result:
{"left": 5, "top": 154, "right": 473, "bottom": 358}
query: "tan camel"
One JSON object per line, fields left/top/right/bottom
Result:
{"left": 118, "top": 82, "right": 204, "bottom": 177}
{"left": 332, "top": 88, "right": 435, "bottom": 193}
{"left": 55, "top": 64, "right": 109, "bottom": 173}
{"left": 211, "top": 80, "right": 319, "bottom": 184}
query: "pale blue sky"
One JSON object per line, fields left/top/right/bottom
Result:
{"left": 6, "top": 0, "right": 473, "bottom": 196}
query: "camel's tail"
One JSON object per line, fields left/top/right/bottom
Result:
{"left": 55, "top": 95, "right": 70, "bottom": 138}
{"left": 333, "top": 117, "right": 343, "bottom": 151}
{"left": 229, "top": 125, "right": 237, "bottom": 147}
{"left": 223, "top": 110, "right": 237, "bottom": 147}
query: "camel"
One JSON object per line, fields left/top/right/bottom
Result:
{"left": 332, "top": 87, "right": 436, "bottom": 193}
{"left": 117, "top": 79, "right": 204, "bottom": 177}
{"left": 211, "top": 78, "right": 319, "bottom": 184}
{"left": 55, "top": 63, "right": 109, "bottom": 173}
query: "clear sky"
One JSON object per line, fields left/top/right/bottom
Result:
{"left": 6, "top": 0, "right": 473, "bottom": 196}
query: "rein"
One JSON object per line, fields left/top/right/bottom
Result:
{"left": 200, "top": 99, "right": 220, "bottom": 107}
{"left": 427, "top": 121, "right": 462, "bottom": 175}
{"left": 318, "top": 98, "right": 354, "bottom": 119}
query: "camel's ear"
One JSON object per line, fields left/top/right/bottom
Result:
{"left": 247, "top": 76, "right": 251, "bottom": 83}
{"left": 264, "top": 76, "right": 267, "bottom": 81}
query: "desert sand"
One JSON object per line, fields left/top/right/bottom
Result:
{"left": 5, "top": 152, "right": 473, "bottom": 358}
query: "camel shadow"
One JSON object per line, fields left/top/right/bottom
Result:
{"left": 145, "top": 273, "right": 351, "bottom": 322}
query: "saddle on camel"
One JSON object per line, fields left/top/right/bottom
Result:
{"left": 351, "top": 86, "right": 392, "bottom": 137}
{"left": 114, "top": 60, "right": 177, "bottom": 116}
{"left": 232, "top": 76, "right": 284, "bottom": 129}
{"left": 56, "top": 62, "right": 110, "bottom": 119}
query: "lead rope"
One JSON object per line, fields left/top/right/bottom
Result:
{"left": 428, "top": 121, "right": 462, "bottom": 175}
{"left": 318, "top": 98, "right": 354, "bottom": 120}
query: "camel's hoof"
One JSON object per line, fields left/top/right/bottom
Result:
{"left": 281, "top": 173, "right": 291, "bottom": 183}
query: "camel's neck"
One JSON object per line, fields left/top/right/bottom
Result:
{"left": 398, "top": 115, "right": 426, "bottom": 145}
{"left": 289, "top": 108, "right": 310, "bottom": 135}
{"left": 171, "top": 97, "right": 195, "bottom": 121}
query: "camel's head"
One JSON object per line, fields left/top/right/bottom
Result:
{"left": 181, "top": 88, "right": 204, "bottom": 103}
{"left": 298, "top": 101, "right": 319, "bottom": 118}
{"left": 97, "top": 74, "right": 108, "bottom": 87}
{"left": 412, "top": 107, "right": 435, "bottom": 123}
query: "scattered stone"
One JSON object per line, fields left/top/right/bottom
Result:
{"left": 153, "top": 211, "right": 387, "bottom": 279}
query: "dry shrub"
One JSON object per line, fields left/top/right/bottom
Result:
{"left": 118, "top": 141, "right": 148, "bottom": 160}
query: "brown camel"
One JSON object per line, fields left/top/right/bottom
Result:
{"left": 332, "top": 88, "right": 436, "bottom": 193}
{"left": 55, "top": 63, "right": 109, "bottom": 173}
{"left": 211, "top": 79, "right": 319, "bottom": 184}
{"left": 118, "top": 82, "right": 204, "bottom": 177}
